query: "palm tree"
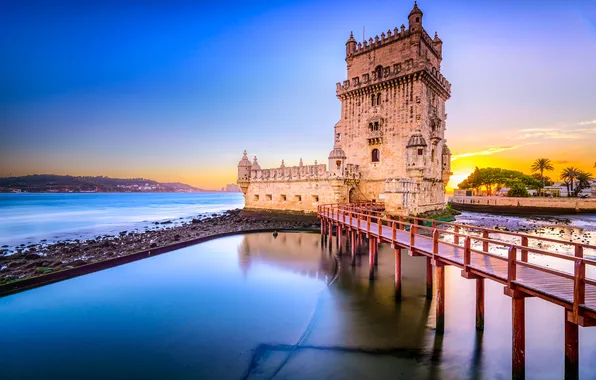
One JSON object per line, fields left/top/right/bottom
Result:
{"left": 560, "top": 167, "right": 579, "bottom": 196}
{"left": 575, "top": 171, "right": 592, "bottom": 196}
{"left": 531, "top": 158, "right": 554, "bottom": 189}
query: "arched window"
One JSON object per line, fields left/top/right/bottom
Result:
{"left": 371, "top": 94, "right": 375, "bottom": 107}
{"left": 372, "top": 149, "right": 380, "bottom": 162}
{"left": 376, "top": 92, "right": 381, "bottom": 106}
{"left": 375, "top": 65, "right": 383, "bottom": 80}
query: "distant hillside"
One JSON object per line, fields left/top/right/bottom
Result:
{"left": 0, "top": 175, "right": 204, "bottom": 193}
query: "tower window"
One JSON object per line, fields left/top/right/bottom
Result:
{"left": 418, "top": 148, "right": 423, "bottom": 156}
{"left": 416, "top": 17, "right": 419, "bottom": 22}
{"left": 295, "top": 195, "right": 302, "bottom": 202}
{"left": 375, "top": 65, "right": 383, "bottom": 80}
{"left": 372, "top": 148, "right": 380, "bottom": 162}
{"left": 281, "top": 194, "right": 287, "bottom": 202}
{"left": 336, "top": 132, "right": 341, "bottom": 142}
{"left": 371, "top": 94, "right": 375, "bottom": 106}
{"left": 376, "top": 93, "right": 381, "bottom": 106}
{"left": 254, "top": 194, "right": 259, "bottom": 201}
{"left": 312, "top": 195, "right": 319, "bottom": 203}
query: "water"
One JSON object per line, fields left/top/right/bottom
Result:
{"left": 2, "top": 231, "right": 596, "bottom": 379}
{"left": 0, "top": 193, "right": 244, "bottom": 247}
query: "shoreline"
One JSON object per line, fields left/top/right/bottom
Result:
{"left": 0, "top": 209, "right": 319, "bottom": 290}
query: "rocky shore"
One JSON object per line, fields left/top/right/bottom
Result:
{"left": 0, "top": 209, "right": 319, "bottom": 285}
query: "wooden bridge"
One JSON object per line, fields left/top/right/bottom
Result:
{"left": 317, "top": 202, "right": 596, "bottom": 380}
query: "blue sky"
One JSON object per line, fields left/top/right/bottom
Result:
{"left": 1, "top": 0, "right": 595, "bottom": 189}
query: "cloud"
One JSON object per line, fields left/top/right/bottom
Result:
{"left": 516, "top": 121, "right": 596, "bottom": 140}
{"left": 451, "top": 145, "right": 525, "bottom": 161}
{"left": 578, "top": 119, "right": 596, "bottom": 126}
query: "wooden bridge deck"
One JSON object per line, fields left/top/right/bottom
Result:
{"left": 344, "top": 216, "right": 596, "bottom": 317}
{"left": 318, "top": 202, "right": 596, "bottom": 379}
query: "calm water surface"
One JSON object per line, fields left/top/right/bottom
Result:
{"left": 0, "top": 193, "right": 244, "bottom": 247}
{"left": 2, "top": 232, "right": 596, "bottom": 379}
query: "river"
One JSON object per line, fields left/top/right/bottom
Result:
{"left": 1, "top": 231, "right": 595, "bottom": 379}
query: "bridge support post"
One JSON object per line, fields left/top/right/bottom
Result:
{"left": 394, "top": 248, "right": 402, "bottom": 301}
{"left": 426, "top": 256, "right": 433, "bottom": 300}
{"left": 337, "top": 224, "right": 343, "bottom": 256}
{"left": 368, "top": 237, "right": 376, "bottom": 280}
{"left": 328, "top": 221, "right": 333, "bottom": 251}
{"left": 565, "top": 311, "right": 579, "bottom": 380}
{"left": 476, "top": 278, "right": 484, "bottom": 330}
{"left": 436, "top": 261, "right": 445, "bottom": 333}
{"left": 351, "top": 229, "right": 357, "bottom": 266}
{"left": 512, "top": 295, "right": 525, "bottom": 380}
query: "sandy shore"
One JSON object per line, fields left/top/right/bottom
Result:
{"left": 0, "top": 209, "right": 319, "bottom": 285}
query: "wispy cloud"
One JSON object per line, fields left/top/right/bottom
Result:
{"left": 578, "top": 119, "right": 596, "bottom": 126}
{"left": 516, "top": 119, "right": 596, "bottom": 140}
{"left": 451, "top": 145, "right": 525, "bottom": 161}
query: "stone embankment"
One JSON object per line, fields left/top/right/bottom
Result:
{"left": 0, "top": 209, "right": 319, "bottom": 286}
{"left": 450, "top": 196, "right": 596, "bottom": 214}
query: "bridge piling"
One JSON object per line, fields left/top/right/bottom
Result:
{"left": 512, "top": 295, "right": 526, "bottom": 380}
{"left": 368, "top": 237, "right": 376, "bottom": 280}
{"left": 337, "top": 224, "right": 342, "bottom": 256}
{"left": 476, "top": 278, "right": 484, "bottom": 330}
{"left": 351, "top": 229, "right": 357, "bottom": 266}
{"left": 395, "top": 248, "right": 402, "bottom": 300}
{"left": 426, "top": 257, "right": 433, "bottom": 300}
{"left": 436, "top": 261, "right": 445, "bottom": 333}
{"left": 565, "top": 311, "right": 579, "bottom": 380}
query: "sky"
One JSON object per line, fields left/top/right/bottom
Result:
{"left": 1, "top": 0, "right": 595, "bottom": 190}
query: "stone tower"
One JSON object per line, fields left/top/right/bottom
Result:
{"left": 238, "top": 2, "right": 451, "bottom": 216}
{"left": 334, "top": 1, "right": 452, "bottom": 213}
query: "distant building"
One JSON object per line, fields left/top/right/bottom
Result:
{"left": 238, "top": 3, "right": 451, "bottom": 215}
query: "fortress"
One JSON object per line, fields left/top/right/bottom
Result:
{"left": 237, "top": 2, "right": 452, "bottom": 216}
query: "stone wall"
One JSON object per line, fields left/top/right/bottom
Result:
{"left": 450, "top": 196, "right": 596, "bottom": 213}
{"left": 244, "top": 180, "right": 337, "bottom": 212}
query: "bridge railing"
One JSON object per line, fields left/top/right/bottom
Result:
{"left": 318, "top": 203, "right": 596, "bottom": 318}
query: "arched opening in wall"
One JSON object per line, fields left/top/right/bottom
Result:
{"left": 371, "top": 94, "right": 376, "bottom": 107}
{"left": 431, "top": 148, "right": 435, "bottom": 161}
{"left": 349, "top": 188, "right": 358, "bottom": 203}
{"left": 375, "top": 65, "right": 383, "bottom": 81}
{"left": 372, "top": 148, "right": 380, "bottom": 162}
{"left": 376, "top": 92, "right": 381, "bottom": 106}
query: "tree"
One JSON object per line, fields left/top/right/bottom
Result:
{"left": 458, "top": 167, "right": 540, "bottom": 195}
{"left": 530, "top": 158, "right": 554, "bottom": 188}
{"left": 507, "top": 182, "right": 529, "bottom": 197}
{"left": 574, "top": 171, "right": 592, "bottom": 196}
{"left": 531, "top": 173, "right": 553, "bottom": 187}
{"left": 560, "top": 167, "right": 579, "bottom": 196}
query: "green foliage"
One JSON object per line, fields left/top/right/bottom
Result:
{"left": 560, "top": 167, "right": 593, "bottom": 197}
{"left": 507, "top": 182, "right": 529, "bottom": 197}
{"left": 457, "top": 167, "right": 541, "bottom": 195}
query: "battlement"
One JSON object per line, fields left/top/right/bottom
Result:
{"left": 348, "top": 26, "right": 440, "bottom": 59}
{"left": 249, "top": 162, "right": 327, "bottom": 181}
{"left": 336, "top": 61, "right": 451, "bottom": 97}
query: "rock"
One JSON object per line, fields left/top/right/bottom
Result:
{"left": 25, "top": 253, "right": 41, "bottom": 260}
{"left": 68, "top": 259, "right": 87, "bottom": 267}
{"left": 161, "top": 220, "right": 172, "bottom": 225}
{"left": 192, "top": 218, "right": 201, "bottom": 224}
{"left": 150, "top": 242, "right": 157, "bottom": 248}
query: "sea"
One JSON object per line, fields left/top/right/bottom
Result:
{"left": 1, "top": 192, "right": 596, "bottom": 250}
{"left": 3, "top": 194, "right": 596, "bottom": 378}
{"left": 0, "top": 192, "right": 245, "bottom": 248}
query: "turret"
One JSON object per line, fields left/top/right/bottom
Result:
{"left": 408, "top": 1, "right": 423, "bottom": 32}
{"left": 346, "top": 31, "right": 357, "bottom": 57}
{"left": 433, "top": 32, "right": 443, "bottom": 57}
{"left": 237, "top": 150, "right": 252, "bottom": 181}
{"left": 406, "top": 133, "right": 427, "bottom": 179}
{"left": 442, "top": 144, "right": 452, "bottom": 187}
{"left": 328, "top": 148, "right": 347, "bottom": 177}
